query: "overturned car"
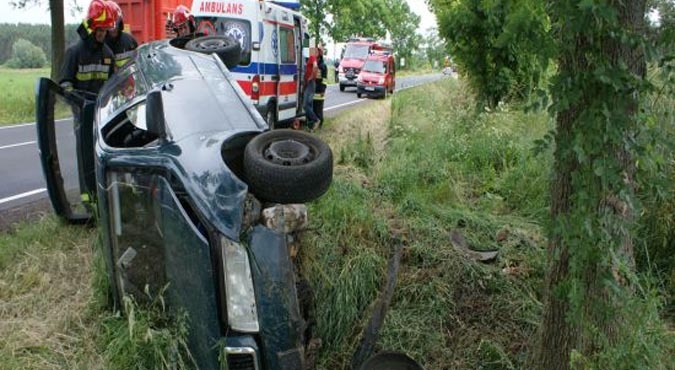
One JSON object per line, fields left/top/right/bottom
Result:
{"left": 36, "top": 37, "right": 332, "bottom": 369}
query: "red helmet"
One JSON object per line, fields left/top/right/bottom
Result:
{"left": 107, "top": 1, "right": 124, "bottom": 30}
{"left": 173, "top": 5, "right": 194, "bottom": 29}
{"left": 87, "top": 0, "right": 115, "bottom": 30}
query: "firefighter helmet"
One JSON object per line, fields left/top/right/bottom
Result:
{"left": 172, "top": 5, "right": 195, "bottom": 32}
{"left": 87, "top": 0, "right": 115, "bottom": 30}
{"left": 107, "top": 1, "right": 124, "bottom": 31}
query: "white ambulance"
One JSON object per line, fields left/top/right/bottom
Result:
{"left": 190, "top": 0, "right": 310, "bottom": 129}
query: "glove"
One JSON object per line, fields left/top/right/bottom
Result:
{"left": 60, "top": 81, "right": 74, "bottom": 92}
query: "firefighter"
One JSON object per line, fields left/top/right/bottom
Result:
{"left": 59, "top": 0, "right": 116, "bottom": 96}
{"left": 313, "top": 45, "right": 328, "bottom": 129}
{"left": 105, "top": 1, "right": 138, "bottom": 68}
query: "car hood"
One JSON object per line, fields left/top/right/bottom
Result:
{"left": 359, "top": 71, "right": 384, "bottom": 82}
{"left": 340, "top": 58, "right": 364, "bottom": 68}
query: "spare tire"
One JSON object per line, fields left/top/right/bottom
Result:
{"left": 244, "top": 130, "right": 333, "bottom": 204}
{"left": 185, "top": 35, "right": 241, "bottom": 69}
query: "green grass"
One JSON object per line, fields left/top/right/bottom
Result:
{"left": 2, "top": 76, "right": 674, "bottom": 369}
{"left": 0, "top": 66, "right": 50, "bottom": 126}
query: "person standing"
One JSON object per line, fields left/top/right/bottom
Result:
{"left": 302, "top": 47, "right": 320, "bottom": 130}
{"left": 105, "top": 1, "right": 138, "bottom": 68}
{"left": 333, "top": 58, "right": 340, "bottom": 83}
{"left": 59, "top": 0, "right": 116, "bottom": 96}
{"left": 313, "top": 46, "right": 328, "bottom": 129}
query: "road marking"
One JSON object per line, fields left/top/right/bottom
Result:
{"left": 0, "top": 188, "right": 46, "bottom": 205}
{"left": 0, "top": 141, "right": 36, "bottom": 150}
{"left": 325, "top": 99, "right": 366, "bottom": 112}
{"left": 0, "top": 118, "right": 69, "bottom": 130}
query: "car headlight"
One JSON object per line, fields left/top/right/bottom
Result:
{"left": 378, "top": 77, "right": 384, "bottom": 84}
{"left": 221, "top": 237, "right": 259, "bottom": 333}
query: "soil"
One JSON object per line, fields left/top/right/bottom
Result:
{"left": 0, "top": 198, "right": 53, "bottom": 233}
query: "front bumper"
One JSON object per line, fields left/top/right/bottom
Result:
{"left": 339, "top": 73, "right": 358, "bottom": 87}
{"left": 357, "top": 83, "right": 386, "bottom": 97}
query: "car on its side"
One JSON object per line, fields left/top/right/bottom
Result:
{"left": 356, "top": 52, "right": 396, "bottom": 99}
{"left": 35, "top": 36, "right": 332, "bottom": 370}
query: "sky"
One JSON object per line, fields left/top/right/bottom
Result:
{"left": 0, "top": 0, "right": 437, "bottom": 30}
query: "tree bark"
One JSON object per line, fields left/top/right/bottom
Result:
{"left": 535, "top": 1, "right": 646, "bottom": 369}
{"left": 50, "top": 0, "right": 65, "bottom": 81}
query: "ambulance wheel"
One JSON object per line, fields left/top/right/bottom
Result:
{"left": 185, "top": 35, "right": 241, "bottom": 69}
{"left": 244, "top": 129, "right": 333, "bottom": 204}
{"left": 265, "top": 104, "right": 277, "bottom": 129}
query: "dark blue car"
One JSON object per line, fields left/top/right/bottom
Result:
{"left": 36, "top": 37, "right": 332, "bottom": 370}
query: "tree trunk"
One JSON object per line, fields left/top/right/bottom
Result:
{"left": 50, "top": 0, "right": 65, "bottom": 80}
{"left": 534, "top": 1, "right": 646, "bottom": 369}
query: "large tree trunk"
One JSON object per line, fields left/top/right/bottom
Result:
{"left": 535, "top": 1, "right": 646, "bottom": 369}
{"left": 50, "top": 0, "right": 65, "bottom": 80}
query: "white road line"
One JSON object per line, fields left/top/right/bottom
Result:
{"left": 0, "top": 118, "right": 69, "bottom": 130}
{"left": 0, "top": 141, "right": 36, "bottom": 150}
{"left": 0, "top": 188, "right": 46, "bottom": 205}
{"left": 325, "top": 99, "right": 366, "bottom": 111}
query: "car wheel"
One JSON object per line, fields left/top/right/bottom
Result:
{"left": 340, "top": 84, "right": 345, "bottom": 92}
{"left": 266, "top": 104, "right": 277, "bottom": 130}
{"left": 357, "top": 92, "right": 362, "bottom": 98}
{"left": 244, "top": 130, "right": 333, "bottom": 204}
{"left": 185, "top": 35, "right": 241, "bottom": 69}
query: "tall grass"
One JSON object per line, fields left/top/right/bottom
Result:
{"left": 0, "top": 66, "right": 49, "bottom": 125}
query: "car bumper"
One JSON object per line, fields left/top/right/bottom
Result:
{"left": 357, "top": 84, "right": 386, "bottom": 97}
{"left": 339, "top": 74, "right": 358, "bottom": 86}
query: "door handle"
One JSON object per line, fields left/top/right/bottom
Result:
{"left": 271, "top": 75, "right": 280, "bottom": 81}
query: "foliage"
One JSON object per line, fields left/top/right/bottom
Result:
{"left": 431, "top": 0, "right": 553, "bottom": 109}
{"left": 0, "top": 67, "right": 49, "bottom": 125}
{"left": 0, "top": 23, "right": 79, "bottom": 65}
{"left": 305, "top": 79, "right": 552, "bottom": 369}
{"left": 6, "top": 38, "right": 47, "bottom": 68}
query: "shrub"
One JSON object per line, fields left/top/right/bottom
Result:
{"left": 6, "top": 38, "right": 47, "bottom": 69}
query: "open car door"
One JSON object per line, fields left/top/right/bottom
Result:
{"left": 35, "top": 78, "right": 96, "bottom": 224}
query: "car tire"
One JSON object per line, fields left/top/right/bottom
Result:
{"left": 185, "top": 35, "right": 241, "bottom": 69}
{"left": 340, "top": 84, "right": 345, "bottom": 92}
{"left": 357, "top": 92, "right": 362, "bottom": 98}
{"left": 244, "top": 130, "right": 333, "bottom": 204}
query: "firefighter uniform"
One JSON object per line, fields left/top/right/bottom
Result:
{"left": 106, "top": 31, "right": 138, "bottom": 68}
{"left": 59, "top": 23, "right": 115, "bottom": 95}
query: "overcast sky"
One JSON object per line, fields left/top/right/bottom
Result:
{"left": 0, "top": 0, "right": 437, "bottom": 30}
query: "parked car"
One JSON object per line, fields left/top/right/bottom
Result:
{"left": 356, "top": 52, "right": 396, "bottom": 99}
{"left": 35, "top": 36, "right": 332, "bottom": 370}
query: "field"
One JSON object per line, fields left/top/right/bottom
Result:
{"left": 0, "top": 67, "right": 50, "bottom": 126}
{"left": 1, "top": 76, "right": 673, "bottom": 369}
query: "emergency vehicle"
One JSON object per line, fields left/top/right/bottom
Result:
{"left": 337, "top": 37, "right": 393, "bottom": 92}
{"left": 191, "top": 0, "right": 310, "bottom": 128}
{"left": 356, "top": 51, "right": 396, "bottom": 99}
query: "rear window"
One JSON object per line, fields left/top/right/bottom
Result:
{"left": 195, "top": 17, "right": 251, "bottom": 65}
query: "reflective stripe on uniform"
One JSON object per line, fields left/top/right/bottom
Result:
{"left": 115, "top": 50, "right": 135, "bottom": 67}
{"left": 76, "top": 63, "right": 109, "bottom": 81}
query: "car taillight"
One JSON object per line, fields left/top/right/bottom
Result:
{"left": 251, "top": 75, "right": 260, "bottom": 101}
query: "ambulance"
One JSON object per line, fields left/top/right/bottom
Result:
{"left": 190, "top": 0, "right": 310, "bottom": 128}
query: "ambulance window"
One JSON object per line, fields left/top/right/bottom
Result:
{"left": 279, "top": 28, "right": 295, "bottom": 64}
{"left": 216, "top": 18, "right": 252, "bottom": 65}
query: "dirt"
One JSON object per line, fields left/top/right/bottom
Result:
{"left": 0, "top": 198, "right": 53, "bottom": 234}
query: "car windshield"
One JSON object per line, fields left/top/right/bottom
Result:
{"left": 363, "top": 60, "right": 386, "bottom": 74}
{"left": 343, "top": 44, "right": 370, "bottom": 59}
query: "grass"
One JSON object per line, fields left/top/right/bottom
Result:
{"left": 0, "top": 66, "right": 50, "bottom": 126}
{"left": 1, "top": 76, "right": 674, "bottom": 369}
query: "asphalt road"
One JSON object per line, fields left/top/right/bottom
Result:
{"left": 0, "top": 73, "right": 444, "bottom": 225}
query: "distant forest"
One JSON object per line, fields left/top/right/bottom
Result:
{"left": 0, "top": 23, "right": 82, "bottom": 65}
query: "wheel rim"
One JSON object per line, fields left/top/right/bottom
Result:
{"left": 264, "top": 140, "right": 313, "bottom": 166}
{"left": 196, "top": 39, "right": 228, "bottom": 51}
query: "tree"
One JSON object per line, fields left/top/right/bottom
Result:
{"left": 535, "top": 1, "right": 648, "bottom": 369}
{"left": 10, "top": 0, "right": 66, "bottom": 80}
{"left": 431, "top": 0, "right": 552, "bottom": 108}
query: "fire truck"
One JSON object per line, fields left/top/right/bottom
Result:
{"left": 191, "top": 0, "right": 310, "bottom": 128}
{"left": 337, "top": 37, "right": 393, "bottom": 92}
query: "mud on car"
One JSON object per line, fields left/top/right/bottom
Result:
{"left": 36, "top": 36, "right": 332, "bottom": 370}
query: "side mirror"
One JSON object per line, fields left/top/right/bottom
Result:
{"left": 146, "top": 90, "right": 167, "bottom": 142}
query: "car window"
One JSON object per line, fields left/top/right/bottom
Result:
{"left": 363, "top": 60, "right": 385, "bottom": 74}
{"left": 99, "top": 68, "right": 147, "bottom": 124}
{"left": 343, "top": 44, "right": 370, "bottom": 59}
{"left": 279, "top": 27, "right": 295, "bottom": 64}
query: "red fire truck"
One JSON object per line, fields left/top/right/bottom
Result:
{"left": 337, "top": 37, "right": 393, "bottom": 92}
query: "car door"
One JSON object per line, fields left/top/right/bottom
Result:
{"left": 275, "top": 19, "right": 300, "bottom": 122}
{"left": 35, "top": 78, "right": 96, "bottom": 224}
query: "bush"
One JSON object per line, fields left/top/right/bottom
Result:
{"left": 5, "top": 38, "right": 46, "bottom": 69}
